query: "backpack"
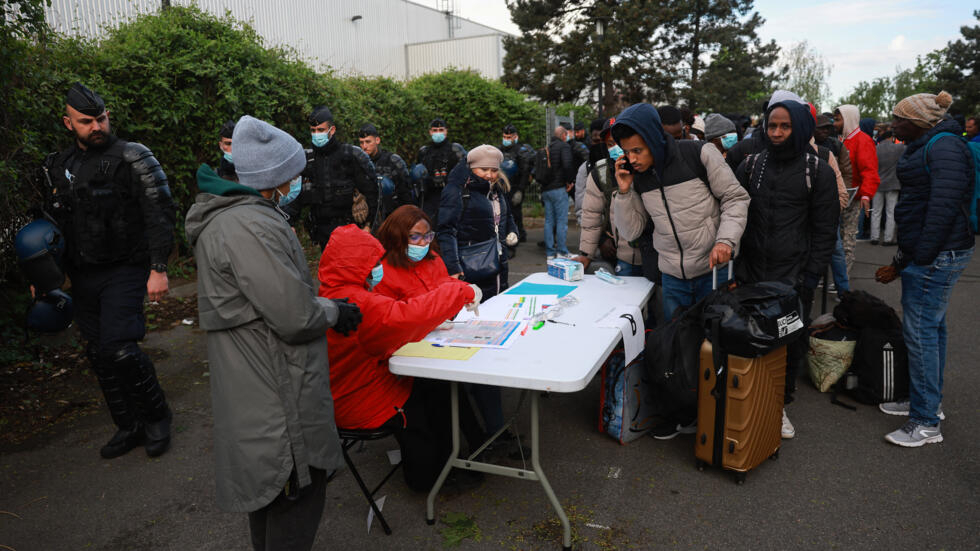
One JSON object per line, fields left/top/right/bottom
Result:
{"left": 922, "top": 132, "right": 980, "bottom": 234}
{"left": 534, "top": 146, "right": 552, "bottom": 185}
{"left": 644, "top": 296, "right": 706, "bottom": 411}
{"left": 599, "top": 350, "right": 656, "bottom": 444}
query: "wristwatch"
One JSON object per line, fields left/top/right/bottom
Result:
{"left": 151, "top": 263, "right": 168, "bottom": 274}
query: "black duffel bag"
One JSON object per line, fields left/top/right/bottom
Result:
{"left": 701, "top": 279, "right": 804, "bottom": 358}
{"left": 644, "top": 298, "right": 705, "bottom": 410}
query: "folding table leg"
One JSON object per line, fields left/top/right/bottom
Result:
{"left": 426, "top": 381, "right": 460, "bottom": 524}
{"left": 530, "top": 391, "right": 572, "bottom": 550}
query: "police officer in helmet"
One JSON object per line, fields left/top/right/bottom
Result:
{"left": 283, "top": 105, "right": 379, "bottom": 249}
{"left": 358, "top": 122, "right": 412, "bottom": 220}
{"left": 39, "top": 83, "right": 176, "bottom": 459}
{"left": 415, "top": 118, "right": 466, "bottom": 225}
{"left": 500, "top": 123, "right": 535, "bottom": 246}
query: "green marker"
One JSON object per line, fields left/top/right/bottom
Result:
{"left": 532, "top": 320, "right": 545, "bottom": 330}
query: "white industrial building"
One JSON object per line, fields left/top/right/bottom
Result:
{"left": 45, "top": 0, "right": 511, "bottom": 80}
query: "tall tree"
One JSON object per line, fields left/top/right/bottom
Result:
{"left": 935, "top": 10, "right": 980, "bottom": 116}
{"left": 837, "top": 77, "right": 894, "bottom": 120}
{"left": 663, "top": 0, "right": 779, "bottom": 113}
{"left": 774, "top": 41, "right": 832, "bottom": 111}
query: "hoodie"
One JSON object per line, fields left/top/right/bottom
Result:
{"left": 185, "top": 163, "right": 342, "bottom": 512}
{"left": 836, "top": 105, "right": 880, "bottom": 200}
{"left": 611, "top": 103, "right": 750, "bottom": 280}
{"left": 317, "top": 225, "right": 475, "bottom": 429}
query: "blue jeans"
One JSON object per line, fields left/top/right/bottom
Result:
{"left": 542, "top": 187, "right": 569, "bottom": 256}
{"left": 830, "top": 229, "right": 850, "bottom": 292}
{"left": 901, "top": 247, "right": 974, "bottom": 426}
{"left": 615, "top": 260, "right": 643, "bottom": 276}
{"left": 661, "top": 269, "right": 725, "bottom": 321}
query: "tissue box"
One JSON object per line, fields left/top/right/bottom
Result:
{"left": 547, "top": 258, "right": 584, "bottom": 281}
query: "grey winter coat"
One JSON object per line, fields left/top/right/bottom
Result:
{"left": 185, "top": 175, "right": 342, "bottom": 513}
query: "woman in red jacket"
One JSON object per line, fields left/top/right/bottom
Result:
{"left": 318, "top": 224, "right": 478, "bottom": 491}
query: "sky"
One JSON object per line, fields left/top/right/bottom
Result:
{"left": 434, "top": 0, "right": 977, "bottom": 106}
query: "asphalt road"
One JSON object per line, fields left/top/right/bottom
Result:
{"left": 2, "top": 224, "right": 978, "bottom": 551}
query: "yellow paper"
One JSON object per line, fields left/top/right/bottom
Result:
{"left": 393, "top": 341, "right": 480, "bottom": 360}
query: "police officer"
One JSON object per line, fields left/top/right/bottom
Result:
{"left": 566, "top": 122, "right": 590, "bottom": 172}
{"left": 284, "top": 105, "right": 379, "bottom": 248}
{"left": 415, "top": 118, "right": 466, "bottom": 224}
{"left": 358, "top": 122, "right": 412, "bottom": 220}
{"left": 499, "top": 123, "right": 535, "bottom": 245}
{"left": 216, "top": 119, "right": 236, "bottom": 181}
{"left": 39, "top": 83, "right": 175, "bottom": 459}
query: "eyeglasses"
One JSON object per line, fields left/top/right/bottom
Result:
{"left": 408, "top": 231, "right": 435, "bottom": 244}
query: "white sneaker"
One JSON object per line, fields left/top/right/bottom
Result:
{"left": 781, "top": 408, "right": 795, "bottom": 439}
{"left": 546, "top": 255, "right": 556, "bottom": 261}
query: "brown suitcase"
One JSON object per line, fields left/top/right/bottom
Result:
{"left": 694, "top": 339, "right": 785, "bottom": 484}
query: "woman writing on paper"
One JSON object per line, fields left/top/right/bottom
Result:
{"left": 317, "top": 224, "right": 481, "bottom": 492}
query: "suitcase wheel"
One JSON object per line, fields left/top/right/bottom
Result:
{"left": 770, "top": 449, "right": 780, "bottom": 460}
{"left": 734, "top": 472, "right": 746, "bottom": 485}
{"left": 695, "top": 459, "right": 706, "bottom": 472}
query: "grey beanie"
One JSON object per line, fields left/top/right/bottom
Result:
{"left": 232, "top": 115, "right": 306, "bottom": 190}
{"left": 703, "top": 113, "right": 736, "bottom": 141}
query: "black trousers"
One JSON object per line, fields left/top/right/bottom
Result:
{"left": 71, "top": 264, "right": 148, "bottom": 356}
{"left": 785, "top": 285, "right": 815, "bottom": 404}
{"left": 421, "top": 189, "right": 441, "bottom": 227}
{"left": 507, "top": 190, "right": 526, "bottom": 240}
{"left": 248, "top": 466, "right": 328, "bottom": 551}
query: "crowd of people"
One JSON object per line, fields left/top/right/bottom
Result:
{"left": 28, "top": 81, "right": 977, "bottom": 550}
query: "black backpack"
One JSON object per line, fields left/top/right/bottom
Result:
{"left": 830, "top": 290, "right": 910, "bottom": 408}
{"left": 644, "top": 296, "right": 706, "bottom": 411}
{"left": 534, "top": 146, "right": 552, "bottom": 185}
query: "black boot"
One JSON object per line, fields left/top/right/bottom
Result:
{"left": 89, "top": 346, "right": 144, "bottom": 459}
{"left": 115, "top": 347, "right": 172, "bottom": 457}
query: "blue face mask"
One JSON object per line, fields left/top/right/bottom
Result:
{"left": 607, "top": 145, "right": 624, "bottom": 160}
{"left": 407, "top": 243, "right": 429, "bottom": 262}
{"left": 502, "top": 139, "right": 513, "bottom": 147}
{"left": 222, "top": 150, "right": 233, "bottom": 163}
{"left": 277, "top": 176, "right": 302, "bottom": 207}
{"left": 431, "top": 132, "right": 446, "bottom": 144}
{"left": 720, "top": 132, "right": 738, "bottom": 150}
{"left": 368, "top": 264, "right": 384, "bottom": 287}
{"left": 311, "top": 132, "right": 330, "bottom": 148}
{"left": 564, "top": 133, "right": 572, "bottom": 142}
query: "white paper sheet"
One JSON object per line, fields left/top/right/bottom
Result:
{"left": 596, "top": 305, "right": 645, "bottom": 364}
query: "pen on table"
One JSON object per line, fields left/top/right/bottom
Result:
{"left": 547, "top": 319, "right": 575, "bottom": 326}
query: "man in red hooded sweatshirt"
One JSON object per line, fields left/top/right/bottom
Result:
{"left": 833, "top": 104, "right": 880, "bottom": 278}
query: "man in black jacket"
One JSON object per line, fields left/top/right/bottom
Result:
{"left": 416, "top": 118, "right": 467, "bottom": 225}
{"left": 40, "top": 83, "right": 176, "bottom": 459}
{"left": 543, "top": 126, "right": 575, "bottom": 259}
{"left": 358, "top": 122, "right": 412, "bottom": 220}
{"left": 284, "top": 106, "right": 379, "bottom": 248}
{"left": 500, "top": 123, "right": 535, "bottom": 244}
{"left": 734, "top": 91, "right": 839, "bottom": 439}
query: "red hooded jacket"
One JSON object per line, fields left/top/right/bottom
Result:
{"left": 838, "top": 105, "right": 880, "bottom": 200}
{"left": 375, "top": 252, "right": 456, "bottom": 301}
{"left": 317, "top": 225, "right": 475, "bottom": 429}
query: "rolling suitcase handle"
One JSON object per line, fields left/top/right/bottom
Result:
{"left": 712, "top": 260, "right": 734, "bottom": 291}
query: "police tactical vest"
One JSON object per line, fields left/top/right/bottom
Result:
{"left": 305, "top": 145, "right": 360, "bottom": 222}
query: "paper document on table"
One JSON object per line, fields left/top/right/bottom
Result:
{"left": 504, "top": 282, "right": 577, "bottom": 297}
{"left": 427, "top": 320, "right": 524, "bottom": 349}
{"left": 393, "top": 341, "right": 479, "bottom": 360}
{"left": 596, "top": 305, "right": 645, "bottom": 364}
{"left": 455, "top": 294, "right": 557, "bottom": 322}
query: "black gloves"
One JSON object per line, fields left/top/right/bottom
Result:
{"left": 332, "top": 298, "right": 362, "bottom": 336}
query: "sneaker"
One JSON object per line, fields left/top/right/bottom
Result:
{"left": 781, "top": 409, "right": 795, "bottom": 439}
{"left": 871, "top": 239, "right": 879, "bottom": 245}
{"left": 884, "top": 420, "right": 943, "bottom": 447}
{"left": 546, "top": 255, "right": 556, "bottom": 261}
{"left": 650, "top": 419, "right": 696, "bottom": 440}
{"left": 878, "top": 400, "right": 945, "bottom": 421}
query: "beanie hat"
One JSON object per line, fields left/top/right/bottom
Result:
{"left": 232, "top": 115, "right": 306, "bottom": 191}
{"left": 466, "top": 144, "right": 503, "bottom": 169}
{"left": 691, "top": 116, "right": 705, "bottom": 134}
{"left": 704, "top": 113, "right": 736, "bottom": 141}
{"left": 893, "top": 91, "right": 953, "bottom": 128}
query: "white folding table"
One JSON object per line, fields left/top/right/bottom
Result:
{"left": 389, "top": 272, "right": 655, "bottom": 550}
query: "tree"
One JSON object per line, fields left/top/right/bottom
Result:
{"left": 837, "top": 77, "right": 893, "bottom": 120}
{"left": 935, "top": 10, "right": 980, "bottom": 116}
{"left": 663, "top": 0, "right": 779, "bottom": 113}
{"left": 774, "top": 41, "right": 832, "bottom": 111}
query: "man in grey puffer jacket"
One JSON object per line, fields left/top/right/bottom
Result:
{"left": 185, "top": 116, "right": 362, "bottom": 551}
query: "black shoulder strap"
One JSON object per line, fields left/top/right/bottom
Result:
{"left": 675, "top": 141, "right": 709, "bottom": 184}
{"left": 461, "top": 181, "right": 470, "bottom": 215}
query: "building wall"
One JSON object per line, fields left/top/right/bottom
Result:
{"left": 45, "top": 0, "right": 509, "bottom": 79}
{"left": 406, "top": 34, "right": 504, "bottom": 79}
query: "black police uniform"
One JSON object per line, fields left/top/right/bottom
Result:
{"left": 416, "top": 140, "right": 466, "bottom": 225}
{"left": 283, "top": 139, "right": 379, "bottom": 248}
{"left": 371, "top": 148, "right": 412, "bottom": 219}
{"left": 500, "top": 141, "right": 536, "bottom": 241}
{"left": 41, "top": 134, "right": 176, "bottom": 457}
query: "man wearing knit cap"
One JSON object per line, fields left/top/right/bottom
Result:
{"left": 875, "top": 91, "right": 976, "bottom": 448}
{"left": 415, "top": 118, "right": 467, "bottom": 225}
{"left": 38, "top": 82, "right": 176, "bottom": 459}
{"left": 703, "top": 113, "right": 737, "bottom": 155}
{"left": 186, "top": 115, "right": 362, "bottom": 549}
{"left": 282, "top": 105, "right": 379, "bottom": 249}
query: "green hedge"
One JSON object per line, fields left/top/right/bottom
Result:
{"left": 0, "top": 5, "right": 592, "bottom": 282}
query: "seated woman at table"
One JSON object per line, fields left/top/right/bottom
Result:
{"left": 317, "top": 224, "right": 480, "bottom": 491}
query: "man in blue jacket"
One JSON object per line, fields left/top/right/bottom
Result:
{"left": 875, "top": 91, "right": 975, "bottom": 447}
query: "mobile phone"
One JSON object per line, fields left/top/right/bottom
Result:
{"left": 619, "top": 158, "right": 635, "bottom": 173}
